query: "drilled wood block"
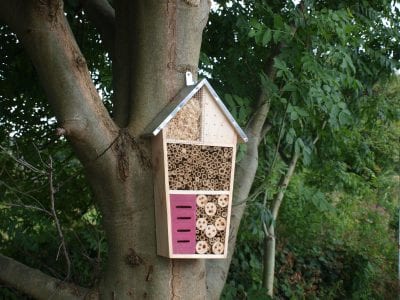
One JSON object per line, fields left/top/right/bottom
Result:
{"left": 194, "top": 195, "right": 228, "bottom": 254}
{"left": 167, "top": 143, "right": 233, "bottom": 191}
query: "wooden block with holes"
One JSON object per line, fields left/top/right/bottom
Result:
{"left": 143, "top": 78, "right": 248, "bottom": 258}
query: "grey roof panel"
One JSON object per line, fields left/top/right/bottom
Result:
{"left": 142, "top": 79, "right": 248, "bottom": 143}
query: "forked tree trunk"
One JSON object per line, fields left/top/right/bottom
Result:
{"left": 97, "top": 1, "right": 211, "bottom": 298}
{"left": 262, "top": 152, "right": 299, "bottom": 296}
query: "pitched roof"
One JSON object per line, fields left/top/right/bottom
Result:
{"left": 142, "top": 78, "right": 248, "bottom": 143}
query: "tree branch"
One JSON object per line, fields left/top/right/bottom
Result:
{"left": 260, "top": 122, "right": 272, "bottom": 141}
{"left": 2, "top": 202, "right": 52, "bottom": 216}
{"left": 0, "top": 145, "right": 46, "bottom": 175}
{"left": 278, "top": 146, "right": 291, "bottom": 165}
{"left": 261, "top": 150, "right": 298, "bottom": 295}
{"left": 49, "top": 157, "right": 72, "bottom": 280}
{"left": 111, "top": 0, "right": 134, "bottom": 127}
{"left": 1, "top": 1, "right": 118, "bottom": 169}
{"left": 269, "top": 120, "right": 326, "bottom": 222}
{"left": 271, "top": 151, "right": 299, "bottom": 220}
{"left": 80, "top": 0, "right": 115, "bottom": 57}
{"left": 245, "top": 42, "right": 283, "bottom": 146}
{"left": 0, "top": 254, "right": 93, "bottom": 300}
{"left": 262, "top": 121, "right": 326, "bottom": 295}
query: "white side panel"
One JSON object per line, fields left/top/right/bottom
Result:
{"left": 202, "top": 89, "right": 236, "bottom": 145}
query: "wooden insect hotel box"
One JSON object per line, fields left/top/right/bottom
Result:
{"left": 143, "top": 77, "right": 248, "bottom": 258}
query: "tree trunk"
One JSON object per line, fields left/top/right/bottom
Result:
{"left": 262, "top": 151, "right": 299, "bottom": 297}
{"left": 94, "top": 1, "right": 211, "bottom": 298}
{"left": 263, "top": 228, "right": 276, "bottom": 297}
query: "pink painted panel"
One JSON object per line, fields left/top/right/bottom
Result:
{"left": 170, "top": 194, "right": 196, "bottom": 254}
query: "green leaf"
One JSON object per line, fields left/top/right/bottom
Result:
{"left": 238, "top": 107, "right": 247, "bottom": 124}
{"left": 273, "top": 30, "right": 282, "bottom": 43}
{"left": 273, "top": 14, "right": 284, "bottom": 30}
{"left": 279, "top": 97, "right": 287, "bottom": 104}
{"left": 224, "top": 94, "right": 237, "bottom": 119}
{"left": 236, "top": 143, "right": 247, "bottom": 163}
{"left": 282, "top": 82, "right": 297, "bottom": 92}
{"left": 338, "top": 110, "right": 352, "bottom": 125}
{"left": 286, "top": 127, "right": 296, "bottom": 145}
{"left": 248, "top": 29, "right": 256, "bottom": 38}
{"left": 262, "top": 29, "right": 272, "bottom": 46}
{"left": 290, "top": 111, "right": 299, "bottom": 121}
{"left": 273, "top": 57, "right": 287, "bottom": 71}
{"left": 260, "top": 72, "right": 279, "bottom": 95}
{"left": 233, "top": 94, "right": 245, "bottom": 106}
{"left": 200, "top": 52, "right": 211, "bottom": 66}
{"left": 294, "top": 106, "right": 309, "bottom": 117}
{"left": 302, "top": 144, "right": 312, "bottom": 165}
{"left": 249, "top": 18, "right": 261, "bottom": 30}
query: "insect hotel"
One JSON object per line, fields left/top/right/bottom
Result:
{"left": 144, "top": 74, "right": 248, "bottom": 258}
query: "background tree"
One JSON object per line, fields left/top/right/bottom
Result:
{"left": 222, "top": 77, "right": 399, "bottom": 299}
{"left": 202, "top": 0, "right": 400, "bottom": 297}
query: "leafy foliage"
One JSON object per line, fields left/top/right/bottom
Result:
{"left": 203, "top": 0, "right": 400, "bottom": 165}
{"left": 221, "top": 78, "right": 399, "bottom": 298}
{"left": 202, "top": 0, "right": 400, "bottom": 298}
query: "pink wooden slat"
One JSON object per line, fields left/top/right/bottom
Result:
{"left": 170, "top": 194, "right": 196, "bottom": 254}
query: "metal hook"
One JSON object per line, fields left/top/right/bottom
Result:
{"left": 185, "top": 71, "right": 195, "bottom": 86}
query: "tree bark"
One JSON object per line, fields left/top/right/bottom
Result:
{"left": 263, "top": 228, "right": 276, "bottom": 297}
